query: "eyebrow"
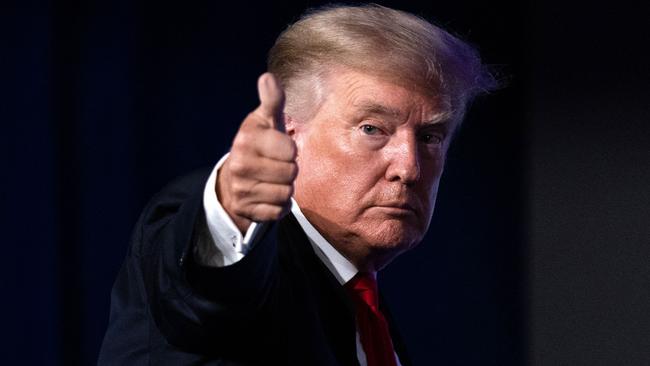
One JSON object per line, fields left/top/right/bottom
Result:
{"left": 352, "top": 100, "right": 452, "bottom": 125}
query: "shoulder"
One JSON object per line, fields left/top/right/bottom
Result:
{"left": 129, "top": 167, "right": 212, "bottom": 257}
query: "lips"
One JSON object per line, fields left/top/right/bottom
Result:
{"left": 374, "top": 202, "right": 418, "bottom": 214}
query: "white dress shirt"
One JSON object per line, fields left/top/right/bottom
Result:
{"left": 199, "top": 153, "right": 401, "bottom": 366}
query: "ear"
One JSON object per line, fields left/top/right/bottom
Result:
{"left": 284, "top": 114, "right": 297, "bottom": 138}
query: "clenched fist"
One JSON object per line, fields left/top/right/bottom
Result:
{"left": 217, "top": 73, "right": 298, "bottom": 233}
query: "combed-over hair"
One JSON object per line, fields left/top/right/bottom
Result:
{"left": 268, "top": 4, "right": 496, "bottom": 122}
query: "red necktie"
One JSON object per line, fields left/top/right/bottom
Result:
{"left": 345, "top": 272, "right": 397, "bottom": 366}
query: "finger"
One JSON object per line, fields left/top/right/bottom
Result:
{"left": 255, "top": 128, "right": 297, "bottom": 162}
{"left": 231, "top": 178, "right": 293, "bottom": 203}
{"left": 247, "top": 182, "right": 294, "bottom": 205}
{"left": 247, "top": 203, "right": 290, "bottom": 222}
{"left": 228, "top": 157, "right": 298, "bottom": 184}
{"left": 254, "top": 72, "right": 285, "bottom": 131}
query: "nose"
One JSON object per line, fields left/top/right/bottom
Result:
{"left": 384, "top": 134, "right": 421, "bottom": 185}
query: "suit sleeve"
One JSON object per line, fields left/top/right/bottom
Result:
{"left": 111, "top": 169, "right": 281, "bottom": 356}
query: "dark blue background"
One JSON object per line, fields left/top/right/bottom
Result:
{"left": 3, "top": 0, "right": 648, "bottom": 365}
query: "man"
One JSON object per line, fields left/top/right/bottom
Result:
{"left": 99, "top": 4, "right": 495, "bottom": 365}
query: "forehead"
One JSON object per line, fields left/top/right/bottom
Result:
{"left": 322, "top": 68, "right": 451, "bottom": 123}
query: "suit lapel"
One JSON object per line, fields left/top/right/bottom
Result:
{"left": 278, "top": 213, "right": 412, "bottom": 366}
{"left": 278, "top": 214, "right": 360, "bottom": 366}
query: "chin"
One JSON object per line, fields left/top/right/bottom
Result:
{"left": 362, "top": 220, "right": 424, "bottom": 253}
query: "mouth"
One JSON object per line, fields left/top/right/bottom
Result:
{"left": 373, "top": 203, "right": 418, "bottom": 215}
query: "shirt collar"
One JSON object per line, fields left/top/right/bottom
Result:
{"left": 290, "top": 198, "right": 362, "bottom": 285}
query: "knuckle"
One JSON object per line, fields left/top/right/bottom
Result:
{"left": 231, "top": 140, "right": 244, "bottom": 154}
{"left": 228, "top": 159, "right": 248, "bottom": 176}
{"left": 243, "top": 112, "right": 261, "bottom": 127}
{"left": 245, "top": 111, "right": 257, "bottom": 122}
{"left": 250, "top": 206, "right": 267, "bottom": 221}
{"left": 232, "top": 205, "right": 248, "bottom": 218}
{"left": 268, "top": 205, "right": 284, "bottom": 220}
{"left": 230, "top": 180, "right": 247, "bottom": 198}
{"left": 233, "top": 129, "right": 253, "bottom": 150}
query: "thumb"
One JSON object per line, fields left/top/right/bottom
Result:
{"left": 255, "top": 72, "right": 286, "bottom": 132}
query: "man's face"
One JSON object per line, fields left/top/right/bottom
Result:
{"left": 288, "top": 68, "right": 454, "bottom": 270}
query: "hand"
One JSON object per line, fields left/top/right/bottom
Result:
{"left": 217, "top": 73, "right": 298, "bottom": 233}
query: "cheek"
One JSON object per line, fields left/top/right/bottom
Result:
{"left": 300, "top": 128, "right": 375, "bottom": 181}
{"left": 295, "top": 133, "right": 381, "bottom": 215}
{"left": 297, "top": 136, "right": 344, "bottom": 184}
{"left": 294, "top": 133, "right": 347, "bottom": 200}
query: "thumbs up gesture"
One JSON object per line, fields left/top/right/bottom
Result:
{"left": 217, "top": 73, "right": 298, "bottom": 233}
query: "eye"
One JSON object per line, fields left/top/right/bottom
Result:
{"left": 419, "top": 133, "right": 443, "bottom": 145}
{"left": 361, "top": 124, "right": 381, "bottom": 135}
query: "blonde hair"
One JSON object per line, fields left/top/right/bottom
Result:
{"left": 268, "top": 4, "right": 496, "bottom": 122}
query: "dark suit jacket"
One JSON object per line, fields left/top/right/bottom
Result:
{"left": 98, "top": 169, "right": 411, "bottom": 365}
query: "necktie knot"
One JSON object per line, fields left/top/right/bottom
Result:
{"left": 346, "top": 272, "right": 379, "bottom": 311}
